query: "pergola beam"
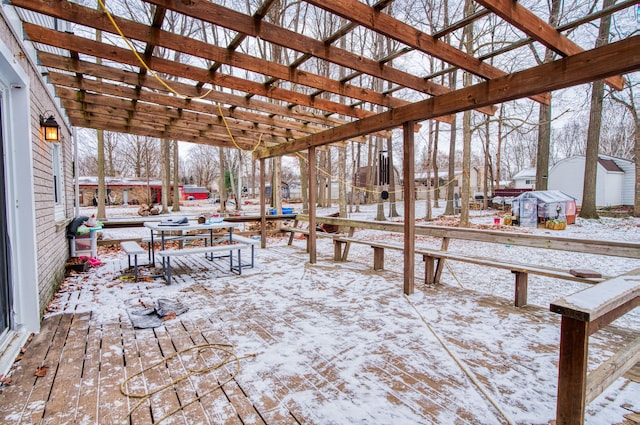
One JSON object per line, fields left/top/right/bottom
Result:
{"left": 304, "top": 0, "right": 550, "bottom": 105}
{"left": 255, "top": 35, "right": 640, "bottom": 159}
{"left": 475, "top": 0, "right": 625, "bottom": 91}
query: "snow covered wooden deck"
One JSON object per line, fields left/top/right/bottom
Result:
{"left": 1, "top": 243, "right": 638, "bottom": 424}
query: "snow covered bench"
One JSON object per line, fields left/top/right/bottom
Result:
{"left": 550, "top": 268, "right": 640, "bottom": 425}
{"left": 331, "top": 236, "right": 606, "bottom": 307}
{"left": 121, "top": 241, "right": 147, "bottom": 281}
{"left": 157, "top": 244, "right": 250, "bottom": 284}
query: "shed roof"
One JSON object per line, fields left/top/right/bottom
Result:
{"left": 514, "top": 190, "right": 576, "bottom": 203}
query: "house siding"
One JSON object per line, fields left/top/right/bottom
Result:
{"left": 608, "top": 156, "right": 636, "bottom": 206}
{"left": 1, "top": 7, "right": 72, "bottom": 319}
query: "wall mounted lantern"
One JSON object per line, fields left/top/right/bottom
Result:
{"left": 39, "top": 113, "right": 60, "bottom": 142}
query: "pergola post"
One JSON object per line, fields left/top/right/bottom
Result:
{"left": 259, "top": 158, "right": 266, "bottom": 248}
{"left": 403, "top": 121, "right": 415, "bottom": 295}
{"left": 308, "top": 146, "right": 317, "bottom": 264}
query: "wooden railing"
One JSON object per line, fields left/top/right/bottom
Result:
{"left": 550, "top": 268, "right": 640, "bottom": 425}
{"left": 298, "top": 214, "right": 640, "bottom": 258}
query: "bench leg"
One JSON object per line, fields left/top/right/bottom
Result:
{"left": 424, "top": 255, "right": 435, "bottom": 284}
{"left": 133, "top": 255, "right": 138, "bottom": 282}
{"left": 165, "top": 257, "right": 172, "bottom": 285}
{"left": 513, "top": 271, "right": 528, "bottom": 307}
{"left": 373, "top": 247, "right": 384, "bottom": 271}
{"left": 334, "top": 240, "right": 345, "bottom": 261}
{"left": 287, "top": 219, "right": 299, "bottom": 246}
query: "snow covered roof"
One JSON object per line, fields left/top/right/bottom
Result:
{"left": 513, "top": 190, "right": 576, "bottom": 203}
{"left": 512, "top": 167, "right": 536, "bottom": 180}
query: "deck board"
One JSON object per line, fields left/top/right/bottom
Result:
{"left": 74, "top": 320, "right": 102, "bottom": 423}
{"left": 41, "top": 313, "right": 91, "bottom": 424}
{"left": 1, "top": 245, "right": 638, "bottom": 424}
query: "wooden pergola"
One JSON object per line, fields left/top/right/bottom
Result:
{"left": 13, "top": 0, "right": 639, "bottom": 291}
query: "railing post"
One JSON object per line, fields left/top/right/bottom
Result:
{"left": 556, "top": 316, "right": 589, "bottom": 425}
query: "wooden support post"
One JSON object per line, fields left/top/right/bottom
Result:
{"left": 513, "top": 271, "right": 528, "bottom": 307}
{"left": 556, "top": 316, "right": 589, "bottom": 425}
{"left": 403, "top": 121, "right": 415, "bottom": 295}
{"left": 424, "top": 255, "right": 435, "bottom": 284}
{"left": 308, "top": 146, "right": 317, "bottom": 264}
{"left": 373, "top": 247, "right": 385, "bottom": 271}
{"left": 260, "top": 158, "right": 266, "bottom": 249}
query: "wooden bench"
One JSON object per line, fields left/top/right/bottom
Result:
{"left": 121, "top": 241, "right": 147, "bottom": 281}
{"left": 157, "top": 244, "right": 250, "bottom": 284}
{"left": 332, "top": 236, "right": 606, "bottom": 307}
{"left": 550, "top": 268, "right": 640, "bottom": 425}
{"left": 281, "top": 225, "right": 345, "bottom": 253}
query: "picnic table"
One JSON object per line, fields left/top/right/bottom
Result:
{"left": 143, "top": 219, "right": 242, "bottom": 283}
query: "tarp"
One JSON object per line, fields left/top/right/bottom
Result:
{"left": 127, "top": 298, "right": 189, "bottom": 329}
{"left": 511, "top": 190, "right": 577, "bottom": 227}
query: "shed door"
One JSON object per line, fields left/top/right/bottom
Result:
{"left": 0, "top": 98, "right": 12, "bottom": 335}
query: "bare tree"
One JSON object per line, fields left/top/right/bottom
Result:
{"left": 581, "top": 0, "right": 615, "bottom": 219}
{"left": 172, "top": 141, "right": 180, "bottom": 212}
{"left": 533, "top": 0, "right": 561, "bottom": 191}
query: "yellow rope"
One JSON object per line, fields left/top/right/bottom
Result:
{"left": 97, "top": 0, "right": 213, "bottom": 100}
{"left": 120, "top": 343, "right": 257, "bottom": 424}
{"left": 216, "top": 103, "right": 264, "bottom": 152}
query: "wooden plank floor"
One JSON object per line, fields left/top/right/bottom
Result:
{"left": 0, "top": 245, "right": 638, "bottom": 424}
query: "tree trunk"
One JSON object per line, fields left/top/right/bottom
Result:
{"left": 218, "top": 147, "right": 226, "bottom": 213}
{"left": 375, "top": 137, "right": 385, "bottom": 221}
{"left": 582, "top": 0, "right": 615, "bottom": 219}
{"left": 460, "top": 109, "right": 472, "bottom": 227}
{"left": 635, "top": 115, "right": 639, "bottom": 217}
{"left": 387, "top": 135, "right": 400, "bottom": 217}
{"left": 172, "top": 140, "right": 180, "bottom": 212}
{"left": 299, "top": 154, "right": 309, "bottom": 214}
{"left": 338, "top": 145, "right": 347, "bottom": 219}
{"left": 160, "top": 139, "right": 170, "bottom": 214}
{"left": 432, "top": 120, "right": 440, "bottom": 209}
{"left": 96, "top": 129, "right": 106, "bottom": 219}
{"left": 459, "top": 0, "right": 474, "bottom": 227}
{"left": 536, "top": 104, "right": 551, "bottom": 190}
{"left": 581, "top": 79, "right": 605, "bottom": 219}
{"left": 425, "top": 120, "right": 434, "bottom": 220}
{"left": 444, "top": 116, "right": 457, "bottom": 215}
{"left": 535, "top": 0, "right": 560, "bottom": 191}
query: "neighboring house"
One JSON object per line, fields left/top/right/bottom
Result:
{"left": 182, "top": 185, "right": 209, "bottom": 200}
{"left": 512, "top": 167, "right": 537, "bottom": 189}
{"left": 78, "top": 176, "right": 183, "bottom": 206}
{"left": 414, "top": 168, "right": 481, "bottom": 200}
{"left": 548, "top": 155, "right": 635, "bottom": 207}
{"left": 0, "top": 6, "right": 73, "bottom": 373}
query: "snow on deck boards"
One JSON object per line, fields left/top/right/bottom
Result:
{"left": 0, "top": 245, "right": 638, "bottom": 424}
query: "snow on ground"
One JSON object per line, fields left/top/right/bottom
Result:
{"left": 57, "top": 200, "right": 640, "bottom": 424}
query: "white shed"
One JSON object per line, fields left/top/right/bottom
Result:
{"left": 548, "top": 155, "right": 635, "bottom": 207}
